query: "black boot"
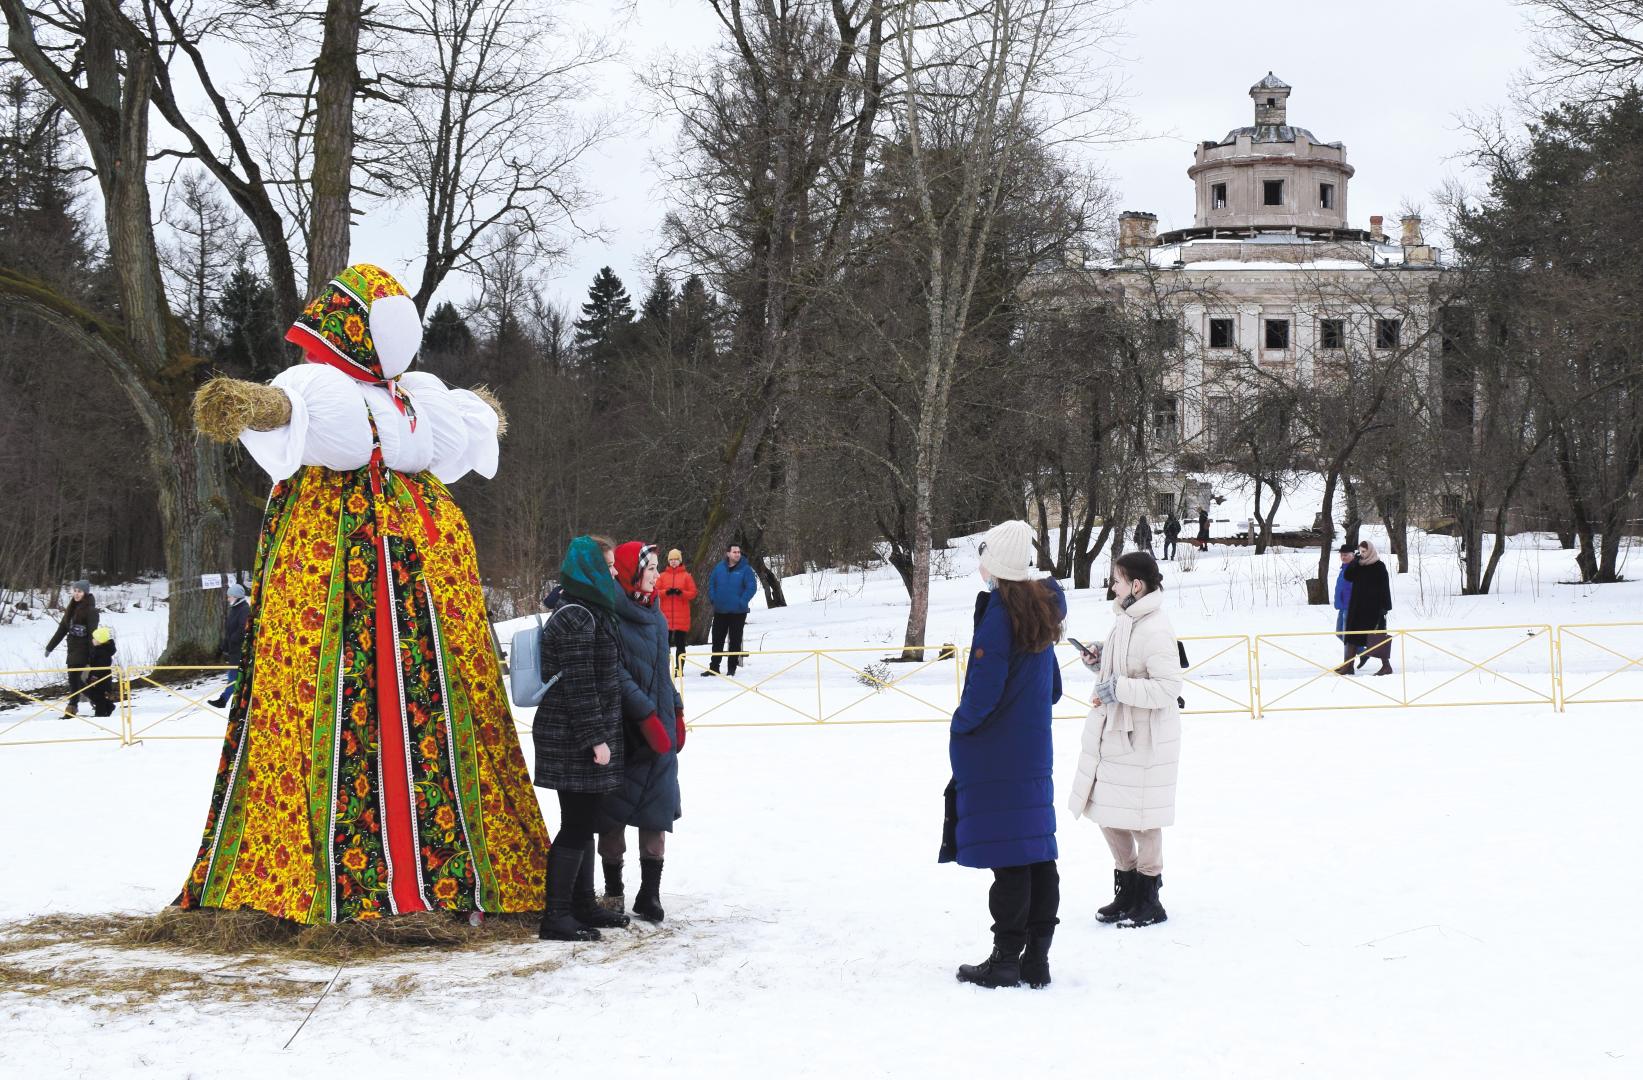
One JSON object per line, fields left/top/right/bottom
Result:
{"left": 1096, "top": 868, "right": 1138, "bottom": 924}
{"left": 1019, "top": 931, "right": 1053, "bottom": 989}
{"left": 601, "top": 858, "right": 625, "bottom": 912}
{"left": 539, "top": 845, "right": 600, "bottom": 941}
{"left": 956, "top": 944, "right": 1023, "bottom": 989}
{"left": 632, "top": 857, "right": 665, "bottom": 923}
{"left": 1118, "top": 873, "right": 1167, "bottom": 928}
{"left": 208, "top": 693, "right": 230, "bottom": 708}
{"left": 573, "top": 844, "right": 629, "bottom": 929}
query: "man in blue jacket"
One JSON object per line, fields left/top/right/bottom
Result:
{"left": 1333, "top": 544, "right": 1354, "bottom": 647}
{"left": 704, "top": 543, "right": 759, "bottom": 677}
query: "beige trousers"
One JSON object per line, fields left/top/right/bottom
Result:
{"left": 1101, "top": 826, "right": 1163, "bottom": 877}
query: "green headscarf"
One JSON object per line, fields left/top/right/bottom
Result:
{"left": 560, "top": 535, "right": 621, "bottom": 615}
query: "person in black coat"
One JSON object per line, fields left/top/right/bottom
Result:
{"left": 208, "top": 584, "right": 252, "bottom": 709}
{"left": 533, "top": 535, "right": 630, "bottom": 941}
{"left": 1340, "top": 539, "right": 1394, "bottom": 676}
{"left": 45, "top": 580, "right": 98, "bottom": 716}
{"left": 1196, "top": 508, "right": 1211, "bottom": 550}
{"left": 1162, "top": 513, "right": 1181, "bottom": 560}
{"left": 1134, "top": 515, "right": 1154, "bottom": 556}
{"left": 85, "top": 626, "right": 118, "bottom": 719}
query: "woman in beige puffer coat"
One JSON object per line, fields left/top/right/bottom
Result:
{"left": 1067, "top": 551, "right": 1181, "bottom": 928}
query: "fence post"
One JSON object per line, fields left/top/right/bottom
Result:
{"left": 119, "top": 665, "right": 134, "bottom": 746}
{"left": 1249, "top": 636, "right": 1262, "bottom": 719}
{"left": 815, "top": 651, "right": 824, "bottom": 724}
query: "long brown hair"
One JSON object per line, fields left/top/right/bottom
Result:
{"left": 994, "top": 578, "right": 1062, "bottom": 653}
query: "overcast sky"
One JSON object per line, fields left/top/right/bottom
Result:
{"left": 348, "top": 0, "right": 1540, "bottom": 314}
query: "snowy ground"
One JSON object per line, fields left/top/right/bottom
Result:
{"left": 3, "top": 518, "right": 1641, "bottom": 1077}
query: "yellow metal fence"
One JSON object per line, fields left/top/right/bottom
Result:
{"left": 2, "top": 621, "right": 1639, "bottom": 747}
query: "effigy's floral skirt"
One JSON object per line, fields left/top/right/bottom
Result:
{"left": 177, "top": 464, "right": 549, "bottom": 923}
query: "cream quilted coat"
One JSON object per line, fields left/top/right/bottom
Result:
{"left": 1067, "top": 591, "right": 1182, "bottom": 830}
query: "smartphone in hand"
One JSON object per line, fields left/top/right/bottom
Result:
{"left": 1068, "top": 637, "right": 1101, "bottom": 665}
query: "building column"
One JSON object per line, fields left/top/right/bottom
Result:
{"left": 1239, "top": 303, "right": 1262, "bottom": 366}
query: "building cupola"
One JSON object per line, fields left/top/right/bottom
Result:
{"left": 1251, "top": 72, "right": 1291, "bottom": 127}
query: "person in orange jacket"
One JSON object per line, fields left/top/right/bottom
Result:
{"left": 657, "top": 549, "right": 698, "bottom": 675}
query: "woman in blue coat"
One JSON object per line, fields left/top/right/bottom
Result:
{"left": 943, "top": 520, "right": 1065, "bottom": 990}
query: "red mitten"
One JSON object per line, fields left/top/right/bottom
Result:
{"left": 675, "top": 709, "right": 686, "bottom": 752}
{"left": 639, "top": 712, "right": 673, "bottom": 754}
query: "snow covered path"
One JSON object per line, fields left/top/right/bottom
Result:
{"left": 4, "top": 704, "right": 1639, "bottom": 1078}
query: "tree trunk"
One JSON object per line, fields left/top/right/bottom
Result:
{"left": 1342, "top": 474, "right": 1362, "bottom": 548}
{"left": 307, "top": 0, "right": 363, "bottom": 288}
{"left": 1310, "top": 467, "right": 1341, "bottom": 605}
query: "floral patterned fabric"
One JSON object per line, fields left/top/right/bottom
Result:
{"left": 177, "top": 462, "right": 550, "bottom": 923}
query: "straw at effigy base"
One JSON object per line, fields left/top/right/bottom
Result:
{"left": 470, "top": 384, "right": 508, "bottom": 438}
{"left": 193, "top": 377, "right": 293, "bottom": 443}
{"left": 120, "top": 906, "right": 541, "bottom": 961}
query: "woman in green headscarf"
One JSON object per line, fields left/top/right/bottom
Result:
{"left": 532, "top": 535, "right": 629, "bottom": 941}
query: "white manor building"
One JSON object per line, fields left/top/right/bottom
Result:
{"left": 1092, "top": 74, "right": 1454, "bottom": 465}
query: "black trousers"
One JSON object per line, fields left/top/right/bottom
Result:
{"left": 65, "top": 654, "right": 89, "bottom": 710}
{"left": 709, "top": 613, "right": 748, "bottom": 673}
{"left": 989, "top": 860, "right": 1060, "bottom": 951}
{"left": 555, "top": 789, "right": 605, "bottom": 849}
{"left": 1162, "top": 536, "right": 1178, "bottom": 559}
{"left": 86, "top": 669, "right": 116, "bottom": 718}
{"left": 669, "top": 629, "right": 689, "bottom": 671}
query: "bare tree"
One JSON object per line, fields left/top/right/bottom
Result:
{"left": 376, "top": 0, "right": 610, "bottom": 313}
{"left": 883, "top": 0, "right": 1123, "bottom": 653}
{"left": 160, "top": 169, "right": 247, "bottom": 346}
{"left": 1, "top": 0, "right": 234, "bottom": 659}
{"left": 651, "top": 0, "right": 888, "bottom": 639}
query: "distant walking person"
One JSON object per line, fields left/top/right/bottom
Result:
{"left": 942, "top": 520, "right": 1065, "bottom": 990}
{"left": 1340, "top": 540, "right": 1394, "bottom": 676}
{"left": 1196, "top": 507, "right": 1210, "bottom": 550}
{"left": 86, "top": 626, "right": 118, "bottom": 719}
{"left": 1332, "top": 544, "right": 1354, "bottom": 647}
{"left": 45, "top": 580, "right": 99, "bottom": 717}
{"left": 1161, "top": 513, "right": 1181, "bottom": 560}
{"left": 1068, "top": 551, "right": 1181, "bottom": 930}
{"left": 657, "top": 549, "right": 698, "bottom": 676}
{"left": 208, "top": 583, "right": 252, "bottom": 709}
{"left": 703, "top": 543, "right": 758, "bottom": 678}
{"left": 1134, "top": 515, "right": 1154, "bottom": 556}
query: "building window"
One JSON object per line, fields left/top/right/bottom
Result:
{"left": 1151, "top": 317, "right": 1179, "bottom": 351}
{"left": 1208, "top": 318, "right": 1235, "bottom": 349}
{"left": 1320, "top": 182, "right": 1335, "bottom": 210}
{"left": 1320, "top": 319, "right": 1345, "bottom": 350}
{"left": 1376, "top": 318, "right": 1402, "bottom": 349}
{"left": 1211, "top": 182, "right": 1227, "bottom": 210}
{"left": 1264, "top": 318, "right": 1290, "bottom": 351}
{"left": 1152, "top": 396, "right": 1179, "bottom": 446}
{"left": 1263, "top": 179, "right": 1284, "bottom": 206}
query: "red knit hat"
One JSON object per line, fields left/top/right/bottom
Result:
{"left": 613, "top": 541, "right": 657, "bottom": 593}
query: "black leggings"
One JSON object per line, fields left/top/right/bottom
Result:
{"left": 555, "top": 790, "right": 605, "bottom": 849}
{"left": 989, "top": 860, "right": 1060, "bottom": 950}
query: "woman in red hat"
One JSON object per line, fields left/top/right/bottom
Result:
{"left": 595, "top": 540, "right": 685, "bottom": 922}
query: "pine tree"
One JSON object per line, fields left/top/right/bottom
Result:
{"left": 424, "top": 300, "right": 475, "bottom": 360}
{"left": 675, "top": 274, "right": 720, "bottom": 369}
{"left": 573, "top": 266, "right": 635, "bottom": 368}
{"left": 213, "top": 265, "right": 285, "bottom": 382}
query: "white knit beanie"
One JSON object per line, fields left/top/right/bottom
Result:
{"left": 979, "top": 520, "right": 1037, "bottom": 582}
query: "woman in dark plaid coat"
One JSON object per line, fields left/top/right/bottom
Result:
{"left": 534, "top": 535, "right": 628, "bottom": 941}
